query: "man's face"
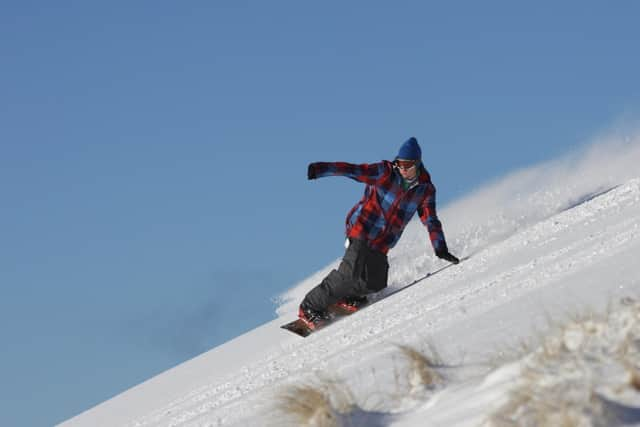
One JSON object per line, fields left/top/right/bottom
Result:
{"left": 395, "top": 159, "right": 418, "bottom": 180}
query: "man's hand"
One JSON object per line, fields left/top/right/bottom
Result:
{"left": 435, "top": 248, "right": 460, "bottom": 264}
{"left": 308, "top": 163, "right": 317, "bottom": 180}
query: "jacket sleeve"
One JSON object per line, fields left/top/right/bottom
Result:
{"left": 417, "top": 182, "right": 448, "bottom": 252}
{"left": 309, "top": 161, "right": 390, "bottom": 185}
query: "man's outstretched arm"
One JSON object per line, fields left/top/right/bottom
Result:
{"left": 307, "top": 161, "right": 390, "bottom": 185}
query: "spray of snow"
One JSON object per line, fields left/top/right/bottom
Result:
{"left": 276, "top": 126, "right": 640, "bottom": 318}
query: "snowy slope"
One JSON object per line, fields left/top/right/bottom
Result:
{"left": 61, "top": 132, "right": 640, "bottom": 427}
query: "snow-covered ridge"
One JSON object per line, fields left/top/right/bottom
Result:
{"left": 109, "top": 177, "right": 640, "bottom": 427}
{"left": 62, "top": 130, "right": 640, "bottom": 427}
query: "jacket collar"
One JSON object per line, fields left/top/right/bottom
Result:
{"left": 416, "top": 163, "right": 431, "bottom": 184}
{"left": 389, "top": 160, "right": 431, "bottom": 189}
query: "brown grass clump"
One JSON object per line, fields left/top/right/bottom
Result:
{"left": 274, "top": 378, "right": 355, "bottom": 427}
{"left": 489, "top": 384, "right": 591, "bottom": 427}
{"left": 489, "top": 297, "right": 640, "bottom": 427}
{"left": 396, "top": 343, "right": 444, "bottom": 392}
{"left": 629, "top": 367, "right": 640, "bottom": 392}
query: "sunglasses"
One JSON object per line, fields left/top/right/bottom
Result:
{"left": 395, "top": 159, "right": 418, "bottom": 170}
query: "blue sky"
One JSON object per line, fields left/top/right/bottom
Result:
{"left": 1, "top": 2, "right": 639, "bottom": 426}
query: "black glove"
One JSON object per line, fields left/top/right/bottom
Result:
{"left": 307, "top": 163, "right": 317, "bottom": 180}
{"left": 435, "top": 248, "right": 460, "bottom": 264}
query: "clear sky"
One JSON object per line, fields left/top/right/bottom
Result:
{"left": 1, "top": 2, "right": 639, "bottom": 426}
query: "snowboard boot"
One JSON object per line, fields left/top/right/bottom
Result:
{"left": 334, "top": 295, "right": 369, "bottom": 314}
{"left": 298, "top": 302, "right": 331, "bottom": 331}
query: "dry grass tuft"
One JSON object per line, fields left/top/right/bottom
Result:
{"left": 274, "top": 378, "right": 355, "bottom": 427}
{"left": 272, "top": 342, "right": 451, "bottom": 425}
{"left": 396, "top": 343, "right": 444, "bottom": 392}
{"left": 489, "top": 384, "right": 592, "bottom": 427}
{"left": 629, "top": 367, "right": 640, "bottom": 392}
{"left": 489, "top": 297, "right": 640, "bottom": 427}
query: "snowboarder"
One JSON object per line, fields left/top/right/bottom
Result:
{"left": 298, "top": 137, "right": 459, "bottom": 331}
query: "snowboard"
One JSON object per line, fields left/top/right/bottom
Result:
{"left": 280, "top": 318, "right": 315, "bottom": 337}
{"left": 280, "top": 302, "right": 364, "bottom": 337}
{"left": 280, "top": 256, "right": 468, "bottom": 337}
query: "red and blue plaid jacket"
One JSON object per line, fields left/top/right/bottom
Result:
{"left": 310, "top": 160, "right": 448, "bottom": 255}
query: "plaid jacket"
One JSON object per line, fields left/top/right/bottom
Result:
{"left": 310, "top": 160, "right": 448, "bottom": 255}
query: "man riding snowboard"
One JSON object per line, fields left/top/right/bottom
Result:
{"left": 299, "top": 137, "right": 459, "bottom": 330}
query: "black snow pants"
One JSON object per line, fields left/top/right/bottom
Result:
{"left": 302, "top": 238, "right": 389, "bottom": 311}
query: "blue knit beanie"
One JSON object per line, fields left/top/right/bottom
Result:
{"left": 396, "top": 137, "right": 422, "bottom": 161}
